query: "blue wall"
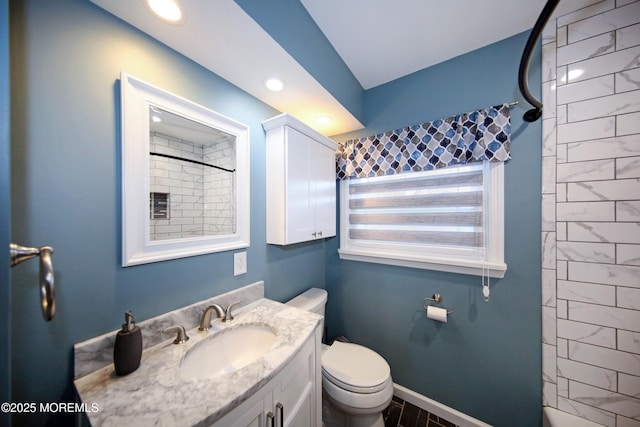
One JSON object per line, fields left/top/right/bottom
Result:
{"left": 325, "top": 32, "right": 543, "bottom": 426}
{"left": 9, "top": 0, "right": 328, "bottom": 424}
{"left": 1, "top": 0, "right": 12, "bottom": 425}
{"left": 234, "top": 0, "right": 365, "bottom": 124}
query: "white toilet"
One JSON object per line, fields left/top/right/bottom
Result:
{"left": 286, "top": 288, "right": 393, "bottom": 427}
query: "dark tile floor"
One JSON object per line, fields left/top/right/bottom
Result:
{"left": 383, "top": 396, "right": 459, "bottom": 427}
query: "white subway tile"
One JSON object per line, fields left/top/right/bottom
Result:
{"left": 618, "top": 244, "right": 640, "bottom": 265}
{"left": 543, "top": 306, "right": 557, "bottom": 345}
{"left": 617, "top": 0, "right": 638, "bottom": 6}
{"left": 568, "top": 90, "right": 640, "bottom": 122}
{"left": 543, "top": 232, "right": 557, "bottom": 269}
{"left": 544, "top": 19, "right": 558, "bottom": 45}
{"left": 618, "top": 287, "right": 640, "bottom": 310}
{"left": 557, "top": 183, "right": 568, "bottom": 202}
{"left": 558, "top": 317, "right": 617, "bottom": 346}
{"left": 543, "top": 268, "right": 558, "bottom": 307}
{"left": 543, "top": 42, "right": 558, "bottom": 82}
{"left": 558, "top": 159, "right": 615, "bottom": 182}
{"left": 558, "top": 221, "right": 568, "bottom": 241}
{"left": 618, "top": 22, "right": 640, "bottom": 50}
{"left": 559, "top": 32, "right": 616, "bottom": 66}
{"left": 570, "top": 381, "right": 640, "bottom": 419}
{"left": 558, "top": 117, "right": 615, "bottom": 143}
{"left": 569, "top": 341, "right": 640, "bottom": 375}
{"left": 558, "top": 260, "right": 569, "bottom": 280}
{"left": 558, "top": 358, "right": 617, "bottom": 390}
{"left": 567, "top": 179, "right": 640, "bottom": 201}
{"left": 543, "top": 157, "right": 557, "bottom": 194}
{"left": 618, "top": 330, "right": 640, "bottom": 355}
{"left": 558, "top": 26, "right": 568, "bottom": 47}
{"left": 558, "top": 241, "right": 616, "bottom": 263}
{"left": 568, "top": 135, "right": 640, "bottom": 162}
{"left": 559, "top": 337, "right": 569, "bottom": 358}
{"left": 558, "top": 0, "right": 616, "bottom": 27}
{"left": 543, "top": 343, "right": 557, "bottom": 382}
{"left": 568, "top": 260, "right": 640, "bottom": 287}
{"left": 568, "top": 45, "right": 640, "bottom": 84}
{"left": 558, "top": 279, "right": 617, "bottom": 305}
{"left": 618, "top": 201, "right": 640, "bottom": 221}
{"left": 543, "top": 381, "right": 558, "bottom": 407}
{"left": 557, "top": 143, "right": 568, "bottom": 163}
{"left": 617, "top": 112, "right": 640, "bottom": 135}
{"left": 543, "top": 81, "right": 557, "bottom": 119}
{"left": 558, "top": 104, "right": 568, "bottom": 124}
{"left": 558, "top": 395, "right": 617, "bottom": 427}
{"left": 569, "top": 300, "right": 640, "bottom": 331}
{"left": 543, "top": 118, "right": 557, "bottom": 157}
{"left": 617, "top": 414, "right": 640, "bottom": 427}
{"left": 619, "top": 373, "right": 640, "bottom": 399}
{"left": 617, "top": 68, "right": 640, "bottom": 93}
{"left": 558, "top": 376, "right": 569, "bottom": 398}
{"left": 568, "top": 2, "right": 640, "bottom": 43}
{"left": 558, "top": 299, "right": 569, "bottom": 319}
{"left": 557, "top": 201, "right": 616, "bottom": 221}
{"left": 617, "top": 157, "right": 640, "bottom": 179}
{"left": 543, "top": 194, "right": 556, "bottom": 231}
{"left": 557, "top": 75, "right": 614, "bottom": 105}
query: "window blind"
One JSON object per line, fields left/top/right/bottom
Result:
{"left": 346, "top": 164, "right": 485, "bottom": 252}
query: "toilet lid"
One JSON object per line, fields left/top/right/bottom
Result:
{"left": 322, "top": 341, "right": 390, "bottom": 393}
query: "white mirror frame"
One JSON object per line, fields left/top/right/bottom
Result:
{"left": 120, "top": 72, "right": 250, "bottom": 266}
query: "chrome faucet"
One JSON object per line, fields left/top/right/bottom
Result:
{"left": 163, "top": 325, "right": 189, "bottom": 344}
{"left": 199, "top": 304, "right": 225, "bottom": 331}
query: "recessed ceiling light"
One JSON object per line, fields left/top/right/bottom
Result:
{"left": 145, "top": 0, "right": 184, "bottom": 24}
{"left": 316, "top": 116, "right": 332, "bottom": 125}
{"left": 151, "top": 115, "right": 162, "bottom": 123}
{"left": 265, "top": 78, "right": 285, "bottom": 92}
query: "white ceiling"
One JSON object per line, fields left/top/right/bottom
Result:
{"left": 90, "top": 0, "right": 545, "bottom": 135}
{"left": 300, "top": 0, "right": 546, "bottom": 90}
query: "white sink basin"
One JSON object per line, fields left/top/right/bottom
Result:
{"left": 180, "top": 324, "right": 277, "bottom": 379}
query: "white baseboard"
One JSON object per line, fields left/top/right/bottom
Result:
{"left": 393, "top": 383, "right": 492, "bottom": 427}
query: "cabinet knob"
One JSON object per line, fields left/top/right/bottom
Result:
{"left": 267, "top": 411, "right": 275, "bottom": 427}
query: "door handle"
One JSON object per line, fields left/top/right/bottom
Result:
{"left": 10, "top": 243, "right": 56, "bottom": 321}
{"left": 266, "top": 411, "right": 275, "bottom": 427}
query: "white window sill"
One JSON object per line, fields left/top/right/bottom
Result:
{"left": 338, "top": 248, "right": 507, "bottom": 279}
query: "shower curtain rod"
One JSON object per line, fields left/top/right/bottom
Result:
{"left": 150, "top": 152, "right": 235, "bottom": 173}
{"left": 518, "top": 0, "right": 561, "bottom": 122}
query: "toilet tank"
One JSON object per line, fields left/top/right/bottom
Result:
{"left": 286, "top": 288, "right": 328, "bottom": 317}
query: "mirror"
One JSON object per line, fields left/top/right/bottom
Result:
{"left": 121, "top": 72, "right": 250, "bottom": 266}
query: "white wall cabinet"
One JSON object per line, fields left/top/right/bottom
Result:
{"left": 263, "top": 114, "right": 339, "bottom": 245}
{"left": 214, "top": 327, "right": 322, "bottom": 427}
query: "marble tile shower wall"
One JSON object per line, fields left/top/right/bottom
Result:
{"left": 150, "top": 134, "right": 205, "bottom": 240}
{"left": 540, "top": 1, "right": 640, "bottom": 426}
{"left": 203, "top": 139, "right": 235, "bottom": 235}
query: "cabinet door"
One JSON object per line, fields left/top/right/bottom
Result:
{"left": 285, "top": 127, "right": 316, "bottom": 244}
{"left": 272, "top": 338, "right": 315, "bottom": 427}
{"left": 309, "top": 141, "right": 336, "bottom": 240}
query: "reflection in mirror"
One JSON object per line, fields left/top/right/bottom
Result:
{"left": 148, "top": 106, "right": 236, "bottom": 241}
{"left": 120, "top": 72, "right": 250, "bottom": 266}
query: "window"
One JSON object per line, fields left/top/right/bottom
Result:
{"left": 338, "top": 162, "right": 506, "bottom": 278}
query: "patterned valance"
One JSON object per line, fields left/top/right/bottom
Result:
{"left": 336, "top": 104, "right": 511, "bottom": 180}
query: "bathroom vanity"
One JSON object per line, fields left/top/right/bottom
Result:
{"left": 74, "top": 285, "right": 322, "bottom": 427}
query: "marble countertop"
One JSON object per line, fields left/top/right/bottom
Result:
{"left": 74, "top": 299, "right": 321, "bottom": 427}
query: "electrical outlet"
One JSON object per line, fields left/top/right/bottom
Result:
{"left": 234, "top": 251, "right": 247, "bottom": 276}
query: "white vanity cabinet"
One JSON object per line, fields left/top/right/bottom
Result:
{"left": 215, "top": 327, "right": 322, "bottom": 427}
{"left": 263, "top": 113, "right": 339, "bottom": 245}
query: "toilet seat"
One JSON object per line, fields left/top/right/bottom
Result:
{"left": 322, "top": 341, "right": 391, "bottom": 394}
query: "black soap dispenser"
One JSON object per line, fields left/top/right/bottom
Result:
{"left": 113, "top": 311, "right": 142, "bottom": 376}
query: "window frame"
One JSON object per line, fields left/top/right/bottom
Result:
{"left": 338, "top": 162, "right": 507, "bottom": 278}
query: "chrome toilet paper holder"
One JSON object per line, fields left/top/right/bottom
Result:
{"left": 422, "top": 293, "right": 453, "bottom": 316}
